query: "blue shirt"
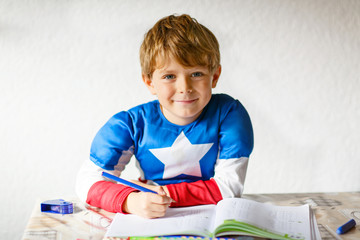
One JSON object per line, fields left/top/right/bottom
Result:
{"left": 90, "top": 94, "right": 253, "bottom": 186}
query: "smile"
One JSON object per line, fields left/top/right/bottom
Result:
{"left": 173, "top": 99, "right": 198, "bottom": 104}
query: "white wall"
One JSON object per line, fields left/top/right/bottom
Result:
{"left": 1, "top": 0, "right": 359, "bottom": 239}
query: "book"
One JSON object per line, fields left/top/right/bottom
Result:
{"left": 105, "top": 198, "right": 321, "bottom": 240}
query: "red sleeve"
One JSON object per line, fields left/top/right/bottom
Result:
{"left": 86, "top": 181, "right": 138, "bottom": 213}
{"left": 166, "top": 178, "right": 223, "bottom": 207}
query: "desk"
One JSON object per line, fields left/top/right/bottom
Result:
{"left": 22, "top": 192, "right": 360, "bottom": 240}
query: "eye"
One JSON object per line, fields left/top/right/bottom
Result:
{"left": 191, "top": 72, "right": 203, "bottom": 77}
{"left": 163, "top": 74, "right": 175, "bottom": 80}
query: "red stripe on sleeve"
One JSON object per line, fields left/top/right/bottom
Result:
{"left": 166, "top": 178, "right": 223, "bottom": 207}
{"left": 86, "top": 180, "right": 138, "bottom": 213}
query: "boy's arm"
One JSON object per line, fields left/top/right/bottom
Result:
{"left": 170, "top": 158, "right": 249, "bottom": 206}
{"left": 76, "top": 160, "right": 137, "bottom": 213}
{"left": 76, "top": 160, "right": 172, "bottom": 217}
{"left": 166, "top": 178, "right": 222, "bottom": 207}
{"left": 77, "top": 157, "right": 247, "bottom": 210}
{"left": 145, "top": 157, "right": 248, "bottom": 207}
{"left": 129, "top": 178, "right": 223, "bottom": 207}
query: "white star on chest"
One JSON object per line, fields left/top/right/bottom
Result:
{"left": 149, "top": 131, "right": 213, "bottom": 179}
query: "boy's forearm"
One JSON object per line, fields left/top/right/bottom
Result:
{"left": 124, "top": 180, "right": 220, "bottom": 207}
{"left": 86, "top": 180, "right": 137, "bottom": 213}
{"left": 166, "top": 179, "right": 222, "bottom": 207}
{"left": 85, "top": 177, "right": 222, "bottom": 212}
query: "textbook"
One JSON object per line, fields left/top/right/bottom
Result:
{"left": 105, "top": 198, "right": 321, "bottom": 240}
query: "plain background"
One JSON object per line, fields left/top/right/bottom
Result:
{"left": 1, "top": 0, "right": 359, "bottom": 239}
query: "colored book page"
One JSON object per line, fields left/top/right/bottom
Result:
{"left": 213, "top": 198, "right": 311, "bottom": 239}
{"left": 214, "top": 220, "right": 299, "bottom": 240}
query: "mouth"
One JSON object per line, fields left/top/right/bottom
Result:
{"left": 173, "top": 98, "right": 198, "bottom": 104}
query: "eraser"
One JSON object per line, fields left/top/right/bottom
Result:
{"left": 41, "top": 199, "right": 73, "bottom": 214}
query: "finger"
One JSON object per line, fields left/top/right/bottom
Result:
{"left": 157, "top": 186, "right": 166, "bottom": 195}
{"left": 129, "top": 179, "right": 141, "bottom": 184}
{"left": 149, "top": 194, "right": 173, "bottom": 205}
{"left": 139, "top": 200, "right": 169, "bottom": 218}
{"left": 129, "top": 180, "right": 150, "bottom": 188}
{"left": 142, "top": 209, "right": 167, "bottom": 219}
{"left": 148, "top": 202, "right": 169, "bottom": 213}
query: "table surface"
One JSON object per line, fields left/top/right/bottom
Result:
{"left": 22, "top": 192, "right": 360, "bottom": 240}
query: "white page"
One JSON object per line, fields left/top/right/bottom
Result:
{"left": 214, "top": 198, "right": 311, "bottom": 240}
{"left": 105, "top": 204, "right": 216, "bottom": 237}
{"left": 310, "top": 208, "right": 321, "bottom": 240}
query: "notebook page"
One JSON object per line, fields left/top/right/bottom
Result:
{"left": 310, "top": 208, "right": 321, "bottom": 240}
{"left": 105, "top": 204, "right": 216, "bottom": 237}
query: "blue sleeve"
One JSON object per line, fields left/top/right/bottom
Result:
{"left": 90, "top": 111, "right": 134, "bottom": 170}
{"left": 218, "top": 99, "right": 254, "bottom": 159}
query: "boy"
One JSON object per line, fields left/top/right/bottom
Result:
{"left": 76, "top": 14, "right": 253, "bottom": 219}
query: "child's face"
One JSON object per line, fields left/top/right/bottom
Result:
{"left": 143, "top": 55, "right": 221, "bottom": 126}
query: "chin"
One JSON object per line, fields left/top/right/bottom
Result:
{"left": 180, "top": 112, "right": 202, "bottom": 120}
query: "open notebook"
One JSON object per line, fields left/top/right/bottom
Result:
{"left": 105, "top": 198, "right": 321, "bottom": 240}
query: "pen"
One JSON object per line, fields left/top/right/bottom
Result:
{"left": 102, "top": 172, "right": 158, "bottom": 194}
{"left": 336, "top": 219, "right": 356, "bottom": 234}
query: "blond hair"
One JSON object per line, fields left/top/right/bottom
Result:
{"left": 140, "top": 14, "right": 220, "bottom": 78}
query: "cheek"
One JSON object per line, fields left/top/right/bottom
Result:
{"left": 196, "top": 81, "right": 213, "bottom": 93}
{"left": 155, "top": 85, "right": 174, "bottom": 98}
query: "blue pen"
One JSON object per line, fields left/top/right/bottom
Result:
{"left": 336, "top": 219, "right": 356, "bottom": 234}
{"left": 102, "top": 172, "right": 158, "bottom": 194}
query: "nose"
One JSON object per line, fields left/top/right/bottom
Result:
{"left": 177, "top": 76, "right": 193, "bottom": 94}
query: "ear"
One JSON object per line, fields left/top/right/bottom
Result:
{"left": 211, "top": 65, "right": 221, "bottom": 88}
{"left": 142, "top": 74, "right": 157, "bottom": 95}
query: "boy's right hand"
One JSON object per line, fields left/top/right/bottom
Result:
{"left": 123, "top": 186, "right": 172, "bottom": 218}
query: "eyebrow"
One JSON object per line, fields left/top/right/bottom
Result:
{"left": 158, "top": 66, "right": 208, "bottom": 74}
